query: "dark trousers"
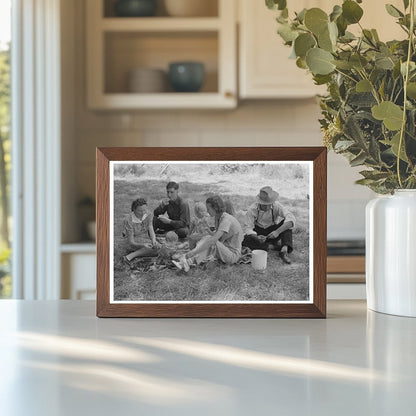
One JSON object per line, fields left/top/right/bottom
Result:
{"left": 242, "top": 221, "right": 293, "bottom": 252}
{"left": 153, "top": 217, "right": 189, "bottom": 239}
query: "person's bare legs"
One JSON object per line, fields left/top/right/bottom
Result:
{"left": 125, "top": 246, "right": 157, "bottom": 261}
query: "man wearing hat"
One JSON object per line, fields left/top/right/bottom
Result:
{"left": 242, "top": 186, "right": 295, "bottom": 264}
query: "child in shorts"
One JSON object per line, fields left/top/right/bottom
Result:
{"left": 158, "top": 231, "right": 188, "bottom": 260}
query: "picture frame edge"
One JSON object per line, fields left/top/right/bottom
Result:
{"left": 96, "top": 146, "right": 327, "bottom": 318}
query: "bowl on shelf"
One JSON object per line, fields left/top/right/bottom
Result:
{"left": 168, "top": 61, "right": 205, "bottom": 92}
{"left": 114, "top": 0, "right": 158, "bottom": 17}
{"left": 128, "top": 68, "right": 167, "bottom": 93}
{"left": 164, "top": 0, "right": 218, "bottom": 17}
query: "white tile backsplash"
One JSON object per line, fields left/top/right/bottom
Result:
{"left": 328, "top": 199, "right": 369, "bottom": 240}
{"left": 74, "top": 100, "right": 370, "bottom": 240}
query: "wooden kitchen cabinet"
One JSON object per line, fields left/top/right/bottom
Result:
{"left": 238, "top": 0, "right": 404, "bottom": 99}
{"left": 61, "top": 245, "right": 96, "bottom": 300}
{"left": 86, "top": 0, "right": 237, "bottom": 109}
{"left": 238, "top": 0, "right": 325, "bottom": 99}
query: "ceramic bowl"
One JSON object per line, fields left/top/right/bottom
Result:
{"left": 114, "top": 0, "right": 158, "bottom": 17}
{"left": 168, "top": 62, "right": 205, "bottom": 92}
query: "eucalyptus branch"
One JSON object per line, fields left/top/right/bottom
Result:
{"left": 358, "top": 69, "right": 381, "bottom": 104}
{"left": 393, "top": 85, "right": 404, "bottom": 103}
{"left": 334, "top": 68, "right": 359, "bottom": 84}
{"left": 397, "top": 0, "right": 415, "bottom": 188}
{"left": 390, "top": 79, "right": 398, "bottom": 101}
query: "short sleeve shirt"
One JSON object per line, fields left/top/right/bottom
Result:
{"left": 217, "top": 212, "right": 244, "bottom": 255}
{"left": 122, "top": 212, "right": 153, "bottom": 244}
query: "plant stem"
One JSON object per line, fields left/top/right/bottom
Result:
{"left": 334, "top": 68, "right": 358, "bottom": 84}
{"left": 397, "top": 0, "right": 415, "bottom": 188}
{"left": 358, "top": 69, "right": 381, "bottom": 104}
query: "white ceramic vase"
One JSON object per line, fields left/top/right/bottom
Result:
{"left": 366, "top": 190, "right": 416, "bottom": 317}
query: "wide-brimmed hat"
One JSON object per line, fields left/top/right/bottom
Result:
{"left": 256, "top": 186, "right": 279, "bottom": 205}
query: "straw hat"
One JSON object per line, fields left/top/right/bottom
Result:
{"left": 256, "top": 186, "right": 279, "bottom": 205}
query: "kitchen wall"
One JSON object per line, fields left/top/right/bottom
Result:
{"left": 61, "top": 0, "right": 374, "bottom": 243}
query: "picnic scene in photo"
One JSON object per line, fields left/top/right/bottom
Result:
{"left": 113, "top": 163, "right": 311, "bottom": 302}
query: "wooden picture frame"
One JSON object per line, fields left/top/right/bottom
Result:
{"left": 96, "top": 147, "right": 327, "bottom": 318}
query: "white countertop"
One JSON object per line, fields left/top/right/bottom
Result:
{"left": 0, "top": 300, "right": 415, "bottom": 415}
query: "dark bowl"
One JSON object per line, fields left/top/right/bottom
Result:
{"left": 114, "top": 0, "right": 158, "bottom": 17}
{"left": 168, "top": 62, "right": 205, "bottom": 93}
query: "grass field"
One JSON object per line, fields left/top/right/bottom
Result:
{"left": 112, "top": 166, "right": 310, "bottom": 302}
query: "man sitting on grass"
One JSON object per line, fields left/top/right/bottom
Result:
{"left": 242, "top": 186, "right": 295, "bottom": 264}
{"left": 153, "top": 181, "right": 190, "bottom": 238}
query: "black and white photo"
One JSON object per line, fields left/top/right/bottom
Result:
{"left": 109, "top": 161, "right": 313, "bottom": 304}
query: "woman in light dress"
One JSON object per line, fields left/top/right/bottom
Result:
{"left": 173, "top": 195, "right": 243, "bottom": 271}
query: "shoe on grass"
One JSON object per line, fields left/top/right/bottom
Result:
{"left": 122, "top": 255, "right": 131, "bottom": 264}
{"left": 180, "top": 255, "right": 190, "bottom": 272}
{"left": 172, "top": 259, "right": 183, "bottom": 270}
{"left": 279, "top": 251, "right": 292, "bottom": 264}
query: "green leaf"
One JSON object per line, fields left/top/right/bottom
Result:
{"left": 266, "top": 0, "right": 287, "bottom": 11}
{"left": 339, "top": 31, "right": 356, "bottom": 43}
{"left": 330, "top": 5, "right": 342, "bottom": 22}
{"left": 355, "top": 178, "right": 377, "bottom": 186}
{"left": 401, "top": 61, "right": 416, "bottom": 76}
{"left": 296, "top": 57, "right": 308, "bottom": 69}
{"left": 294, "top": 33, "right": 316, "bottom": 58}
{"left": 360, "top": 170, "right": 391, "bottom": 180}
{"left": 350, "top": 152, "right": 367, "bottom": 167}
{"left": 407, "top": 82, "right": 416, "bottom": 99}
{"left": 344, "top": 114, "right": 367, "bottom": 147}
{"left": 375, "top": 55, "right": 395, "bottom": 70}
{"left": 348, "top": 92, "right": 377, "bottom": 107}
{"left": 356, "top": 79, "right": 372, "bottom": 92}
{"left": 336, "top": 15, "right": 348, "bottom": 36}
{"left": 313, "top": 74, "right": 332, "bottom": 85}
{"left": 350, "top": 54, "right": 368, "bottom": 70}
{"left": 371, "top": 29, "right": 380, "bottom": 42}
{"left": 304, "top": 8, "right": 329, "bottom": 35}
{"left": 342, "top": 0, "right": 364, "bottom": 24}
{"left": 296, "top": 8, "right": 307, "bottom": 23}
{"left": 363, "top": 29, "right": 376, "bottom": 46}
{"left": 328, "top": 21, "right": 338, "bottom": 44}
{"left": 277, "top": 23, "right": 298, "bottom": 43}
{"left": 318, "top": 27, "right": 334, "bottom": 52}
{"left": 306, "top": 48, "right": 335, "bottom": 75}
{"left": 369, "top": 136, "right": 382, "bottom": 163}
{"left": 389, "top": 132, "right": 409, "bottom": 162}
{"left": 276, "top": 14, "right": 287, "bottom": 24}
{"left": 385, "top": 4, "right": 404, "bottom": 18}
{"left": 333, "top": 60, "right": 352, "bottom": 70}
{"left": 334, "top": 140, "right": 354, "bottom": 151}
{"left": 372, "top": 101, "right": 404, "bottom": 131}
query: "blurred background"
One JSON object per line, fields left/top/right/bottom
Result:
{"left": 2, "top": 0, "right": 403, "bottom": 299}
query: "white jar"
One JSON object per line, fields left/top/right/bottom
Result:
{"left": 366, "top": 190, "right": 416, "bottom": 317}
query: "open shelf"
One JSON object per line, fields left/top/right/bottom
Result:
{"left": 104, "top": 31, "right": 218, "bottom": 94}
{"left": 87, "top": 0, "right": 236, "bottom": 109}
{"left": 103, "top": 0, "right": 219, "bottom": 18}
{"left": 101, "top": 17, "right": 221, "bottom": 31}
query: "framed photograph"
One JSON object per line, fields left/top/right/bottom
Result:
{"left": 96, "top": 147, "right": 326, "bottom": 318}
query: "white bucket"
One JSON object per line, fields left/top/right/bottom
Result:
{"left": 251, "top": 250, "right": 267, "bottom": 271}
